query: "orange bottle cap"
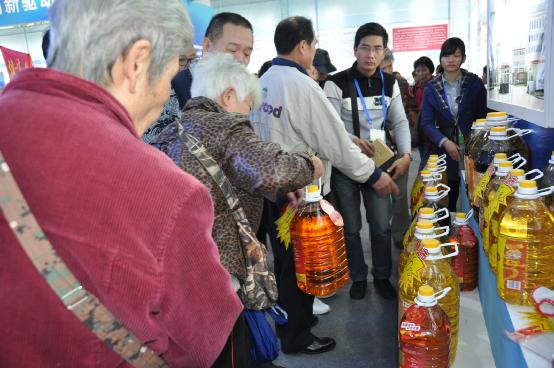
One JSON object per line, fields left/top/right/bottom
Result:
{"left": 426, "top": 162, "right": 438, "bottom": 168}
{"left": 476, "top": 118, "right": 487, "bottom": 123}
{"left": 509, "top": 169, "right": 525, "bottom": 176}
{"left": 416, "top": 220, "right": 434, "bottom": 229}
{"left": 418, "top": 285, "right": 435, "bottom": 297}
{"left": 307, "top": 185, "right": 319, "bottom": 193}
{"left": 422, "top": 238, "right": 440, "bottom": 249}
{"left": 519, "top": 180, "right": 537, "bottom": 189}
{"left": 494, "top": 153, "right": 507, "bottom": 159}
{"left": 488, "top": 112, "right": 508, "bottom": 118}
{"left": 425, "top": 186, "right": 438, "bottom": 193}
{"left": 499, "top": 161, "right": 513, "bottom": 168}
{"left": 419, "top": 207, "right": 434, "bottom": 215}
{"left": 491, "top": 126, "right": 507, "bottom": 133}
{"left": 420, "top": 169, "right": 432, "bottom": 175}
{"left": 455, "top": 212, "right": 466, "bottom": 220}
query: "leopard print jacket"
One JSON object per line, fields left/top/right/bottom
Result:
{"left": 153, "top": 97, "right": 314, "bottom": 282}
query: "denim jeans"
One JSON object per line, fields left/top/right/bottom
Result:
{"left": 331, "top": 168, "right": 393, "bottom": 281}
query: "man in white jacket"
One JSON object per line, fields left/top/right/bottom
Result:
{"left": 253, "top": 16, "right": 398, "bottom": 356}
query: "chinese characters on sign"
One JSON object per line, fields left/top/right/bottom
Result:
{"left": 0, "top": 46, "right": 33, "bottom": 79}
{"left": 392, "top": 24, "right": 448, "bottom": 52}
{"left": 0, "top": 0, "right": 53, "bottom": 25}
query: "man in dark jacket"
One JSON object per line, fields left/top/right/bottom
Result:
{"left": 419, "top": 37, "right": 487, "bottom": 210}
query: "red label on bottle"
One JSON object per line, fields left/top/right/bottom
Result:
{"left": 503, "top": 238, "right": 527, "bottom": 292}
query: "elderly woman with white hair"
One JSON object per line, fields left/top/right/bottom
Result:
{"left": 154, "top": 53, "right": 322, "bottom": 366}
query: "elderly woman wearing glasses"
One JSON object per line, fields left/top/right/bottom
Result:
{"left": 154, "top": 53, "right": 322, "bottom": 366}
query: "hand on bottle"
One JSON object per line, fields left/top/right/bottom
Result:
{"left": 372, "top": 172, "right": 400, "bottom": 196}
{"left": 352, "top": 137, "right": 375, "bottom": 157}
{"left": 443, "top": 139, "right": 460, "bottom": 161}
{"left": 286, "top": 188, "right": 304, "bottom": 208}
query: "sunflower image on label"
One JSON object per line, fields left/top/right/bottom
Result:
{"left": 403, "top": 220, "right": 418, "bottom": 248}
{"left": 488, "top": 174, "right": 519, "bottom": 220}
{"left": 400, "top": 252, "right": 426, "bottom": 294}
{"left": 473, "top": 164, "right": 496, "bottom": 202}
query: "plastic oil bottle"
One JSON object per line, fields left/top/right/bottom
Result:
{"left": 410, "top": 169, "right": 443, "bottom": 216}
{"left": 539, "top": 151, "right": 554, "bottom": 212}
{"left": 487, "top": 169, "right": 543, "bottom": 276}
{"left": 399, "top": 238, "right": 460, "bottom": 365}
{"left": 403, "top": 207, "right": 450, "bottom": 249}
{"left": 399, "top": 285, "right": 452, "bottom": 368}
{"left": 448, "top": 212, "right": 478, "bottom": 291}
{"left": 290, "top": 184, "right": 349, "bottom": 297}
{"left": 485, "top": 112, "right": 530, "bottom": 160}
{"left": 465, "top": 118, "right": 488, "bottom": 198}
{"left": 497, "top": 180, "right": 554, "bottom": 306}
{"left": 399, "top": 220, "right": 449, "bottom": 276}
{"left": 412, "top": 185, "right": 451, "bottom": 228}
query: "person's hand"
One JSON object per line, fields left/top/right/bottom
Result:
{"left": 371, "top": 172, "right": 400, "bottom": 196}
{"left": 352, "top": 137, "right": 375, "bottom": 157}
{"left": 443, "top": 139, "right": 460, "bottom": 161}
{"left": 387, "top": 154, "right": 411, "bottom": 180}
{"left": 310, "top": 155, "right": 324, "bottom": 180}
{"left": 286, "top": 188, "right": 304, "bottom": 208}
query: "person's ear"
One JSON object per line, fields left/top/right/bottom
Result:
{"left": 202, "top": 37, "right": 212, "bottom": 55}
{"left": 219, "top": 87, "right": 236, "bottom": 109}
{"left": 121, "top": 39, "right": 152, "bottom": 94}
{"left": 461, "top": 55, "right": 467, "bottom": 65}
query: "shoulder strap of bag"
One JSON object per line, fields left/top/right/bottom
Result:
{"left": 179, "top": 127, "right": 254, "bottom": 234}
{"left": 347, "top": 68, "right": 361, "bottom": 138}
{"left": 0, "top": 152, "right": 168, "bottom": 368}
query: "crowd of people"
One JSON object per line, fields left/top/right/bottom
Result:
{"left": 0, "top": 0, "right": 487, "bottom": 367}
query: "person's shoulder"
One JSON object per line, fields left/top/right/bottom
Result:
{"left": 327, "top": 69, "right": 349, "bottom": 87}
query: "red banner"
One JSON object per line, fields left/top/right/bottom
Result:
{"left": 393, "top": 24, "right": 448, "bottom": 52}
{"left": 0, "top": 46, "right": 33, "bottom": 79}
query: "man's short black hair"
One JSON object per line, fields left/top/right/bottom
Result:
{"left": 440, "top": 37, "right": 466, "bottom": 59}
{"left": 204, "top": 12, "right": 253, "bottom": 41}
{"left": 413, "top": 56, "right": 434, "bottom": 74}
{"left": 274, "top": 16, "right": 314, "bottom": 55}
{"left": 354, "top": 22, "right": 388, "bottom": 49}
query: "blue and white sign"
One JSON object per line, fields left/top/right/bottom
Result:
{"left": 0, "top": 0, "right": 53, "bottom": 27}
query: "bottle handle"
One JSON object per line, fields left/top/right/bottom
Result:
{"left": 508, "top": 153, "right": 527, "bottom": 169}
{"left": 506, "top": 128, "right": 532, "bottom": 138}
{"left": 524, "top": 169, "right": 544, "bottom": 181}
{"left": 431, "top": 226, "right": 450, "bottom": 238}
{"left": 427, "top": 242, "right": 459, "bottom": 260}
{"left": 465, "top": 208, "right": 474, "bottom": 220}
{"left": 435, "top": 165, "right": 447, "bottom": 173}
{"left": 434, "top": 286, "right": 452, "bottom": 301}
{"left": 434, "top": 158, "right": 447, "bottom": 167}
{"left": 422, "top": 173, "right": 443, "bottom": 183}
{"left": 432, "top": 207, "right": 450, "bottom": 222}
{"left": 437, "top": 154, "right": 447, "bottom": 161}
{"left": 538, "top": 186, "right": 554, "bottom": 197}
{"left": 435, "top": 183, "right": 451, "bottom": 200}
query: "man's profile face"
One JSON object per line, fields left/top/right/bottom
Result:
{"left": 207, "top": 23, "right": 254, "bottom": 65}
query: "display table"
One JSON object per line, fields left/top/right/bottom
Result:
{"left": 459, "top": 176, "right": 553, "bottom": 368}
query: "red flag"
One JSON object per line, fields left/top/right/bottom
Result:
{"left": 0, "top": 46, "right": 33, "bottom": 79}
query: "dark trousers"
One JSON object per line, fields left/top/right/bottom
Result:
{"left": 258, "top": 198, "right": 315, "bottom": 353}
{"left": 212, "top": 312, "right": 252, "bottom": 368}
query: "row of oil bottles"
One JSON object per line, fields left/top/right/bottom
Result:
{"left": 286, "top": 111, "right": 554, "bottom": 367}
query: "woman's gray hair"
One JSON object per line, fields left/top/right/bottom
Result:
{"left": 190, "top": 53, "right": 262, "bottom": 108}
{"left": 383, "top": 49, "right": 394, "bottom": 63}
{"left": 48, "top": 0, "right": 193, "bottom": 86}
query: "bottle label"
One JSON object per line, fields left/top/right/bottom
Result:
{"left": 403, "top": 219, "right": 418, "bottom": 248}
{"left": 275, "top": 206, "right": 296, "bottom": 250}
{"left": 473, "top": 164, "right": 495, "bottom": 203}
{"left": 499, "top": 237, "right": 528, "bottom": 293}
{"left": 412, "top": 196, "right": 425, "bottom": 218}
{"left": 400, "top": 321, "right": 421, "bottom": 332}
{"left": 488, "top": 218, "right": 500, "bottom": 270}
{"left": 319, "top": 199, "right": 344, "bottom": 227}
{"left": 296, "top": 273, "right": 307, "bottom": 284}
{"left": 411, "top": 178, "right": 424, "bottom": 205}
{"left": 470, "top": 171, "right": 484, "bottom": 200}
{"left": 399, "top": 253, "right": 425, "bottom": 294}
{"left": 487, "top": 175, "right": 518, "bottom": 221}
{"left": 482, "top": 219, "right": 491, "bottom": 253}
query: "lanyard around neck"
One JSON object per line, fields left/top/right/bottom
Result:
{"left": 354, "top": 69, "right": 387, "bottom": 130}
{"left": 441, "top": 77, "right": 460, "bottom": 122}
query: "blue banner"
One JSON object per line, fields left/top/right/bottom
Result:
{"left": 0, "top": 0, "right": 52, "bottom": 27}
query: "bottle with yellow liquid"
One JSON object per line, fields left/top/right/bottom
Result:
{"left": 489, "top": 169, "right": 543, "bottom": 275}
{"left": 497, "top": 180, "right": 554, "bottom": 306}
{"left": 399, "top": 238, "right": 460, "bottom": 365}
{"left": 410, "top": 169, "right": 443, "bottom": 216}
{"left": 485, "top": 112, "right": 530, "bottom": 160}
{"left": 399, "top": 285, "right": 452, "bottom": 368}
{"left": 399, "top": 220, "right": 449, "bottom": 275}
{"left": 480, "top": 159, "right": 525, "bottom": 265}
{"left": 412, "top": 185, "right": 451, "bottom": 228}
{"left": 465, "top": 119, "right": 488, "bottom": 198}
{"left": 291, "top": 183, "right": 349, "bottom": 297}
{"left": 403, "top": 207, "right": 450, "bottom": 249}
{"left": 539, "top": 151, "right": 554, "bottom": 212}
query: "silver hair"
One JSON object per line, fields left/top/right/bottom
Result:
{"left": 190, "top": 53, "right": 262, "bottom": 108}
{"left": 48, "top": 0, "right": 193, "bottom": 86}
{"left": 383, "top": 49, "right": 394, "bottom": 63}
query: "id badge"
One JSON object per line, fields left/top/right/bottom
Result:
{"left": 370, "top": 129, "right": 386, "bottom": 143}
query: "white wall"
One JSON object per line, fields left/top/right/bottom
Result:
{"left": 212, "top": 0, "right": 475, "bottom": 79}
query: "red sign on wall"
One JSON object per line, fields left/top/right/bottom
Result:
{"left": 392, "top": 24, "right": 448, "bottom": 52}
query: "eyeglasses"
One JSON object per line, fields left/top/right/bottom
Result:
{"left": 179, "top": 55, "right": 199, "bottom": 70}
{"left": 357, "top": 45, "right": 384, "bottom": 55}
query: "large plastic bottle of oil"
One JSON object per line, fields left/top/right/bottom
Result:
{"left": 481, "top": 160, "right": 526, "bottom": 271}
{"left": 485, "top": 112, "right": 530, "bottom": 160}
{"left": 497, "top": 180, "right": 554, "bottom": 306}
{"left": 399, "top": 285, "right": 452, "bottom": 368}
{"left": 473, "top": 152, "right": 526, "bottom": 221}
{"left": 487, "top": 169, "right": 543, "bottom": 275}
{"left": 412, "top": 185, "right": 451, "bottom": 228}
{"left": 539, "top": 151, "right": 554, "bottom": 212}
{"left": 448, "top": 212, "right": 478, "bottom": 291}
{"left": 399, "top": 220, "right": 449, "bottom": 275}
{"left": 291, "top": 184, "right": 349, "bottom": 297}
{"left": 399, "top": 238, "right": 460, "bottom": 365}
{"left": 465, "top": 119, "right": 488, "bottom": 198}
{"left": 410, "top": 169, "right": 443, "bottom": 216}
{"left": 403, "top": 207, "right": 450, "bottom": 249}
